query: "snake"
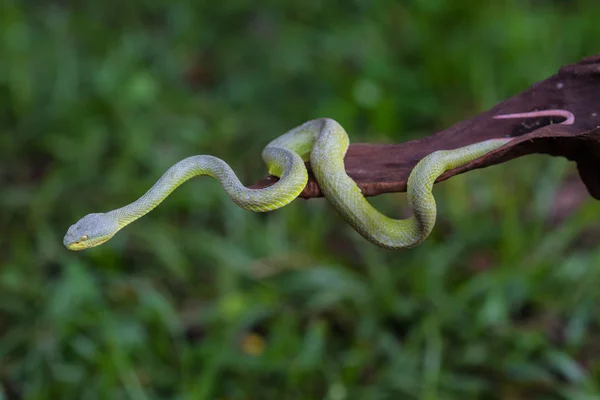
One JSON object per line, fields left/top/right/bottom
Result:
{"left": 63, "top": 109, "right": 574, "bottom": 251}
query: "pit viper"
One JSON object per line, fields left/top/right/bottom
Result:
{"left": 64, "top": 110, "right": 573, "bottom": 250}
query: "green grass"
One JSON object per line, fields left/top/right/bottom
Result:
{"left": 2, "top": 1, "right": 600, "bottom": 399}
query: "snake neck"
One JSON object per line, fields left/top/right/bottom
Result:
{"left": 109, "top": 155, "right": 231, "bottom": 229}
{"left": 107, "top": 148, "right": 309, "bottom": 232}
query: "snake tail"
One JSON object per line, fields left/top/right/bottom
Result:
{"left": 310, "top": 119, "right": 510, "bottom": 248}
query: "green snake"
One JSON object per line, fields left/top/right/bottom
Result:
{"left": 64, "top": 110, "right": 573, "bottom": 250}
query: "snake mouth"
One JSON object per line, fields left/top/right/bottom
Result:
{"left": 65, "top": 241, "right": 90, "bottom": 251}
{"left": 65, "top": 235, "right": 113, "bottom": 251}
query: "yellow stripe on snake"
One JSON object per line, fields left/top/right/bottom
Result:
{"left": 64, "top": 110, "right": 573, "bottom": 251}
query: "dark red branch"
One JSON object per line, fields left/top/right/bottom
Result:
{"left": 251, "top": 54, "right": 600, "bottom": 200}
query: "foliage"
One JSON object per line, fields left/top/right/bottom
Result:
{"left": 2, "top": 0, "right": 600, "bottom": 399}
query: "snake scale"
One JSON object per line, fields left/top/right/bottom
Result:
{"left": 64, "top": 110, "right": 573, "bottom": 251}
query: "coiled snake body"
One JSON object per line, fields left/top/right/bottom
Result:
{"left": 64, "top": 111, "right": 572, "bottom": 251}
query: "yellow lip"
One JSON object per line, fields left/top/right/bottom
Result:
{"left": 65, "top": 236, "right": 112, "bottom": 251}
{"left": 66, "top": 241, "right": 89, "bottom": 251}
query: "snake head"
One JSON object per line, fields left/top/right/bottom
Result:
{"left": 63, "top": 212, "right": 119, "bottom": 251}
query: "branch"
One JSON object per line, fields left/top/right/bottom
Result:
{"left": 251, "top": 53, "right": 600, "bottom": 200}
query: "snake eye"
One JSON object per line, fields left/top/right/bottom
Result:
{"left": 80, "top": 235, "right": 88, "bottom": 241}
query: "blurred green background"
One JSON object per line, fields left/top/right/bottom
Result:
{"left": 2, "top": 1, "right": 600, "bottom": 399}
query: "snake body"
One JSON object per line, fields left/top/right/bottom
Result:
{"left": 64, "top": 111, "right": 572, "bottom": 251}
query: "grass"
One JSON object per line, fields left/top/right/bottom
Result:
{"left": 2, "top": 1, "right": 600, "bottom": 399}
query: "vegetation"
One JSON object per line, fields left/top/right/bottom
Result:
{"left": 2, "top": 1, "right": 600, "bottom": 398}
